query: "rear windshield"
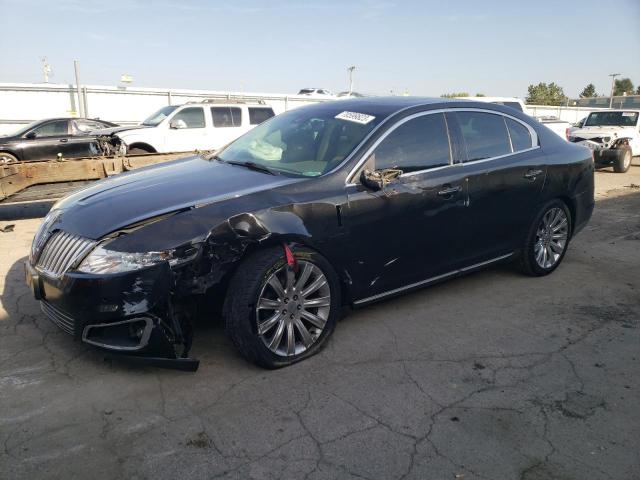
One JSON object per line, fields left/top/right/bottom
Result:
{"left": 584, "top": 111, "right": 639, "bottom": 127}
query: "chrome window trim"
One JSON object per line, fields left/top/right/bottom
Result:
{"left": 353, "top": 253, "right": 513, "bottom": 305}
{"left": 345, "top": 107, "right": 539, "bottom": 186}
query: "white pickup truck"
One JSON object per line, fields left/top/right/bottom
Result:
{"left": 96, "top": 100, "right": 275, "bottom": 155}
{"left": 568, "top": 110, "right": 640, "bottom": 173}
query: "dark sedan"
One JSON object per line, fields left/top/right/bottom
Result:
{"left": 0, "top": 117, "right": 118, "bottom": 164}
{"left": 25, "top": 98, "right": 594, "bottom": 371}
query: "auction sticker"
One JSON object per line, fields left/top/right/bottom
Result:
{"left": 622, "top": 112, "right": 636, "bottom": 117}
{"left": 335, "top": 111, "right": 376, "bottom": 124}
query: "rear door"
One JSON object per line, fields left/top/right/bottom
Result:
{"left": 67, "top": 119, "right": 107, "bottom": 157}
{"left": 345, "top": 112, "right": 470, "bottom": 300}
{"left": 449, "top": 110, "right": 545, "bottom": 263}
{"left": 209, "top": 106, "right": 244, "bottom": 149}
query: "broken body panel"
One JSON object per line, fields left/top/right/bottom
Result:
{"left": 25, "top": 98, "right": 595, "bottom": 370}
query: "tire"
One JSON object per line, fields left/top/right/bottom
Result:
{"left": 223, "top": 246, "right": 340, "bottom": 368}
{"left": 128, "top": 147, "right": 152, "bottom": 155}
{"left": 0, "top": 152, "right": 18, "bottom": 164}
{"left": 517, "top": 199, "right": 572, "bottom": 277}
{"left": 613, "top": 146, "right": 632, "bottom": 173}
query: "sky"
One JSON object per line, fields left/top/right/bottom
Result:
{"left": 0, "top": 0, "right": 639, "bottom": 99}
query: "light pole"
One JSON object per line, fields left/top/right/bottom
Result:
{"left": 347, "top": 66, "right": 355, "bottom": 95}
{"left": 608, "top": 73, "right": 620, "bottom": 109}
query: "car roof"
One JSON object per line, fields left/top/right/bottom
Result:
{"left": 318, "top": 96, "right": 516, "bottom": 118}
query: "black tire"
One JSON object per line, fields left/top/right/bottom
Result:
{"left": 223, "top": 245, "right": 340, "bottom": 368}
{"left": 128, "top": 146, "right": 153, "bottom": 155}
{"left": 613, "top": 146, "right": 632, "bottom": 173}
{"left": 0, "top": 152, "right": 18, "bottom": 164}
{"left": 517, "top": 199, "right": 572, "bottom": 277}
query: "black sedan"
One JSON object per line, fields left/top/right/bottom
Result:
{"left": 25, "top": 98, "right": 594, "bottom": 370}
{"left": 0, "top": 117, "right": 118, "bottom": 164}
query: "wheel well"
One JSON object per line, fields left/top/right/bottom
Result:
{"left": 209, "top": 239, "right": 352, "bottom": 307}
{"left": 0, "top": 150, "right": 20, "bottom": 160}
{"left": 128, "top": 143, "right": 156, "bottom": 153}
{"left": 557, "top": 195, "right": 576, "bottom": 238}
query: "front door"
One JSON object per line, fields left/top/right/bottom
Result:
{"left": 23, "top": 120, "right": 75, "bottom": 161}
{"left": 344, "top": 112, "right": 469, "bottom": 301}
{"left": 164, "top": 107, "right": 208, "bottom": 152}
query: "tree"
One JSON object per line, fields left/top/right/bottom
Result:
{"left": 636, "top": 85, "right": 640, "bottom": 95}
{"left": 579, "top": 83, "right": 597, "bottom": 98}
{"left": 475, "top": 93, "right": 486, "bottom": 97}
{"left": 525, "top": 82, "right": 568, "bottom": 105}
{"left": 440, "top": 92, "right": 470, "bottom": 98}
{"left": 613, "top": 78, "right": 634, "bottom": 96}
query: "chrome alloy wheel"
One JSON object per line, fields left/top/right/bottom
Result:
{"left": 256, "top": 260, "right": 331, "bottom": 356}
{"left": 534, "top": 207, "right": 569, "bottom": 269}
{"left": 0, "top": 153, "right": 17, "bottom": 165}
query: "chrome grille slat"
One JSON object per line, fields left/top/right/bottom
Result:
{"left": 40, "top": 301, "right": 75, "bottom": 336}
{"left": 36, "top": 231, "right": 96, "bottom": 278}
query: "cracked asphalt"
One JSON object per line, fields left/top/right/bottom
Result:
{"left": 1, "top": 165, "right": 639, "bottom": 480}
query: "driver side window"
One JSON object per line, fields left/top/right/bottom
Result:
{"left": 31, "top": 120, "right": 69, "bottom": 138}
{"left": 370, "top": 113, "right": 451, "bottom": 173}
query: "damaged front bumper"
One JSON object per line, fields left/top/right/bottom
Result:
{"left": 25, "top": 260, "right": 199, "bottom": 371}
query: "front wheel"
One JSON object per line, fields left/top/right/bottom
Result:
{"left": 223, "top": 246, "right": 340, "bottom": 368}
{"left": 517, "top": 200, "right": 572, "bottom": 276}
{"left": 0, "top": 152, "right": 18, "bottom": 164}
{"left": 613, "top": 146, "right": 632, "bottom": 173}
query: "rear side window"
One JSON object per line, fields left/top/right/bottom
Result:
{"left": 506, "top": 118, "right": 533, "bottom": 152}
{"left": 456, "top": 111, "right": 511, "bottom": 162}
{"left": 249, "top": 108, "right": 275, "bottom": 125}
{"left": 172, "top": 107, "right": 205, "bottom": 128}
{"left": 372, "top": 113, "right": 451, "bottom": 173}
{"left": 211, "top": 107, "right": 242, "bottom": 127}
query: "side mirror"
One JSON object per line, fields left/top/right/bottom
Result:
{"left": 169, "top": 119, "right": 187, "bottom": 129}
{"left": 25, "top": 131, "right": 37, "bottom": 139}
{"left": 360, "top": 168, "right": 403, "bottom": 191}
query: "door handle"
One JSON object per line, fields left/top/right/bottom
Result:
{"left": 59, "top": 138, "right": 68, "bottom": 143}
{"left": 437, "top": 185, "right": 462, "bottom": 197}
{"left": 523, "top": 169, "right": 543, "bottom": 179}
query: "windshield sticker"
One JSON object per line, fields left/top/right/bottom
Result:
{"left": 335, "top": 111, "right": 376, "bottom": 125}
{"left": 622, "top": 112, "right": 635, "bottom": 117}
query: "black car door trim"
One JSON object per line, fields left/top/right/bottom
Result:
{"left": 345, "top": 108, "right": 539, "bottom": 185}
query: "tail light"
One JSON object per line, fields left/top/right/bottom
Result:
{"left": 565, "top": 128, "right": 570, "bottom": 140}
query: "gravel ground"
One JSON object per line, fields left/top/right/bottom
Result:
{"left": 1, "top": 163, "right": 639, "bottom": 480}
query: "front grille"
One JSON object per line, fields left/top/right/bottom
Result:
{"left": 35, "top": 231, "right": 95, "bottom": 278}
{"left": 41, "top": 301, "right": 76, "bottom": 336}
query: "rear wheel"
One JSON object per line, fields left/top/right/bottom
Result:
{"left": 223, "top": 246, "right": 340, "bottom": 368}
{"left": 0, "top": 152, "right": 18, "bottom": 164}
{"left": 613, "top": 146, "right": 632, "bottom": 173}
{"left": 517, "top": 200, "right": 572, "bottom": 276}
{"left": 128, "top": 146, "right": 154, "bottom": 155}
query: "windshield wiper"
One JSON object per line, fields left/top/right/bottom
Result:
{"left": 223, "top": 160, "right": 279, "bottom": 176}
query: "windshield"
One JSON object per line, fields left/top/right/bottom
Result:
{"left": 216, "top": 105, "right": 383, "bottom": 177}
{"left": 584, "top": 111, "right": 639, "bottom": 127}
{"left": 6, "top": 120, "right": 44, "bottom": 137}
{"left": 142, "top": 105, "right": 178, "bottom": 126}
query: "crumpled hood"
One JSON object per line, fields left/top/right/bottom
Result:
{"left": 91, "top": 125, "right": 150, "bottom": 136}
{"left": 53, "top": 156, "right": 299, "bottom": 239}
{"left": 571, "top": 126, "right": 635, "bottom": 139}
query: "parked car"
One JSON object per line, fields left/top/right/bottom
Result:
{"left": 25, "top": 98, "right": 594, "bottom": 371}
{"left": 297, "top": 88, "right": 336, "bottom": 98}
{"left": 96, "top": 100, "right": 275, "bottom": 155}
{"left": 0, "top": 117, "right": 118, "bottom": 164}
{"left": 568, "top": 110, "right": 640, "bottom": 173}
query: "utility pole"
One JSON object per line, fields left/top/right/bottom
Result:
{"left": 347, "top": 66, "right": 356, "bottom": 95}
{"left": 74, "top": 60, "right": 85, "bottom": 117}
{"left": 41, "top": 57, "right": 52, "bottom": 83}
{"left": 608, "top": 73, "right": 620, "bottom": 109}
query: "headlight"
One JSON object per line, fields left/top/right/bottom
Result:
{"left": 78, "top": 244, "right": 197, "bottom": 274}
